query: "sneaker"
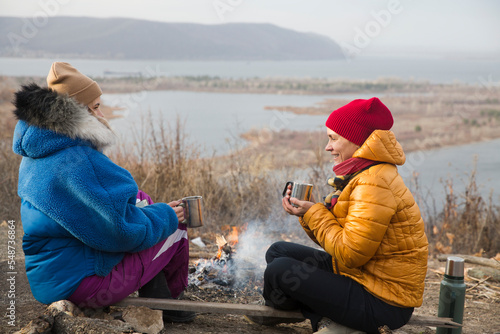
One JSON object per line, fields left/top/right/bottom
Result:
{"left": 139, "top": 273, "right": 196, "bottom": 323}
{"left": 244, "top": 314, "right": 304, "bottom": 326}
{"left": 315, "top": 317, "right": 366, "bottom": 334}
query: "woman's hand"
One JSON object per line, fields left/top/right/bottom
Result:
{"left": 282, "top": 185, "right": 315, "bottom": 217}
{"left": 167, "top": 200, "right": 185, "bottom": 223}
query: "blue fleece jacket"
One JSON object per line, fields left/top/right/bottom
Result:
{"left": 12, "top": 84, "right": 179, "bottom": 304}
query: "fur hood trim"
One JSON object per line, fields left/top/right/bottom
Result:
{"left": 13, "top": 83, "right": 115, "bottom": 150}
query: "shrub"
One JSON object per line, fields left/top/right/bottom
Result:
{"left": 427, "top": 165, "right": 500, "bottom": 256}
{"left": 109, "top": 113, "right": 283, "bottom": 232}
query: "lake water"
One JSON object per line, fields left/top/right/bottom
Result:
{"left": 1, "top": 56, "right": 499, "bottom": 84}
{"left": 101, "top": 89, "right": 500, "bottom": 205}
{"left": 401, "top": 139, "right": 500, "bottom": 209}
{"left": 104, "top": 90, "right": 374, "bottom": 155}
{"left": 3, "top": 57, "right": 499, "bottom": 204}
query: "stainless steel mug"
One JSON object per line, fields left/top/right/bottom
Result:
{"left": 179, "top": 196, "right": 204, "bottom": 228}
{"left": 282, "top": 181, "right": 313, "bottom": 207}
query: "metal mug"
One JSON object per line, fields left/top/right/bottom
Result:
{"left": 282, "top": 181, "right": 313, "bottom": 207}
{"left": 179, "top": 196, "right": 204, "bottom": 228}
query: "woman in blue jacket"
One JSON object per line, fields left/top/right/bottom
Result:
{"left": 12, "top": 62, "right": 194, "bottom": 322}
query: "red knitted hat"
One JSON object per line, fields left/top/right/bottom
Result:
{"left": 325, "top": 97, "right": 393, "bottom": 146}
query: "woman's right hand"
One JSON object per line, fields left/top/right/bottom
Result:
{"left": 167, "top": 200, "right": 185, "bottom": 223}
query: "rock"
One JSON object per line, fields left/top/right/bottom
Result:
{"left": 16, "top": 300, "right": 163, "bottom": 334}
{"left": 122, "top": 305, "right": 164, "bottom": 334}
{"left": 14, "top": 314, "right": 53, "bottom": 334}
{"left": 46, "top": 300, "right": 84, "bottom": 318}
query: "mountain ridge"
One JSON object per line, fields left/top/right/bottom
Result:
{"left": 0, "top": 16, "right": 343, "bottom": 60}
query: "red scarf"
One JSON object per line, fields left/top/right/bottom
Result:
{"left": 324, "top": 158, "right": 379, "bottom": 209}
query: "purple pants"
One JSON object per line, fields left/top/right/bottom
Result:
{"left": 68, "top": 191, "right": 189, "bottom": 308}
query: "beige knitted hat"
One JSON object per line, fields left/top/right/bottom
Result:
{"left": 47, "top": 62, "right": 102, "bottom": 106}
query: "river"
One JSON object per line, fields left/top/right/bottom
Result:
{"left": 1, "top": 56, "right": 499, "bottom": 84}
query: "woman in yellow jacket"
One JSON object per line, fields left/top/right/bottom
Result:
{"left": 262, "top": 98, "right": 428, "bottom": 333}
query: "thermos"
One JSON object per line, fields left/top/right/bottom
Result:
{"left": 436, "top": 256, "right": 466, "bottom": 334}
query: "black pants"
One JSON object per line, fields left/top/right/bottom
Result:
{"left": 263, "top": 241, "right": 413, "bottom": 333}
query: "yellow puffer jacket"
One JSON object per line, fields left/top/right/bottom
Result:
{"left": 301, "top": 130, "right": 428, "bottom": 307}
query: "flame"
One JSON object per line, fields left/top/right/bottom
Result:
{"left": 213, "top": 224, "right": 243, "bottom": 260}
{"left": 227, "top": 226, "right": 239, "bottom": 247}
{"left": 215, "top": 235, "right": 226, "bottom": 260}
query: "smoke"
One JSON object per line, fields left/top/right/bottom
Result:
{"left": 232, "top": 208, "right": 318, "bottom": 287}
{"left": 232, "top": 221, "right": 272, "bottom": 283}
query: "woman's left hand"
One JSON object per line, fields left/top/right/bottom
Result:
{"left": 168, "top": 200, "right": 185, "bottom": 223}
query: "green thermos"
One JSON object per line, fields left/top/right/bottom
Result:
{"left": 436, "top": 256, "right": 466, "bottom": 334}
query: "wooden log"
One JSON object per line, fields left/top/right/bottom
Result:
{"left": 436, "top": 254, "right": 500, "bottom": 269}
{"left": 115, "top": 298, "right": 462, "bottom": 328}
{"left": 189, "top": 251, "right": 213, "bottom": 259}
{"left": 468, "top": 267, "right": 500, "bottom": 282}
{"left": 407, "top": 314, "right": 462, "bottom": 328}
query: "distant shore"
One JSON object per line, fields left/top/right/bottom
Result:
{"left": 1, "top": 75, "right": 499, "bottom": 168}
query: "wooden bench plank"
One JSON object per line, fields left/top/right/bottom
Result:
{"left": 115, "top": 297, "right": 462, "bottom": 328}
{"left": 116, "top": 297, "right": 303, "bottom": 318}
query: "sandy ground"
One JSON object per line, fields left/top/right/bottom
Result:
{"left": 1, "top": 219, "right": 499, "bottom": 334}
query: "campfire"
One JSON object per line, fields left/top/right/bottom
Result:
{"left": 189, "top": 225, "right": 244, "bottom": 287}
{"left": 187, "top": 221, "right": 297, "bottom": 304}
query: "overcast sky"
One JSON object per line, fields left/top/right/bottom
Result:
{"left": 1, "top": 0, "right": 499, "bottom": 57}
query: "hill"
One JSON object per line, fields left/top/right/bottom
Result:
{"left": 0, "top": 16, "right": 343, "bottom": 60}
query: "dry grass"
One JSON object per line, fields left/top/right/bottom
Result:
{"left": 0, "top": 139, "right": 21, "bottom": 223}
{"left": 108, "top": 112, "right": 283, "bottom": 233}
{"left": 0, "top": 78, "right": 22, "bottom": 223}
{"left": 425, "top": 164, "right": 500, "bottom": 257}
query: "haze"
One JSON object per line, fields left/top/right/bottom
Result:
{"left": 1, "top": 0, "right": 499, "bottom": 58}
